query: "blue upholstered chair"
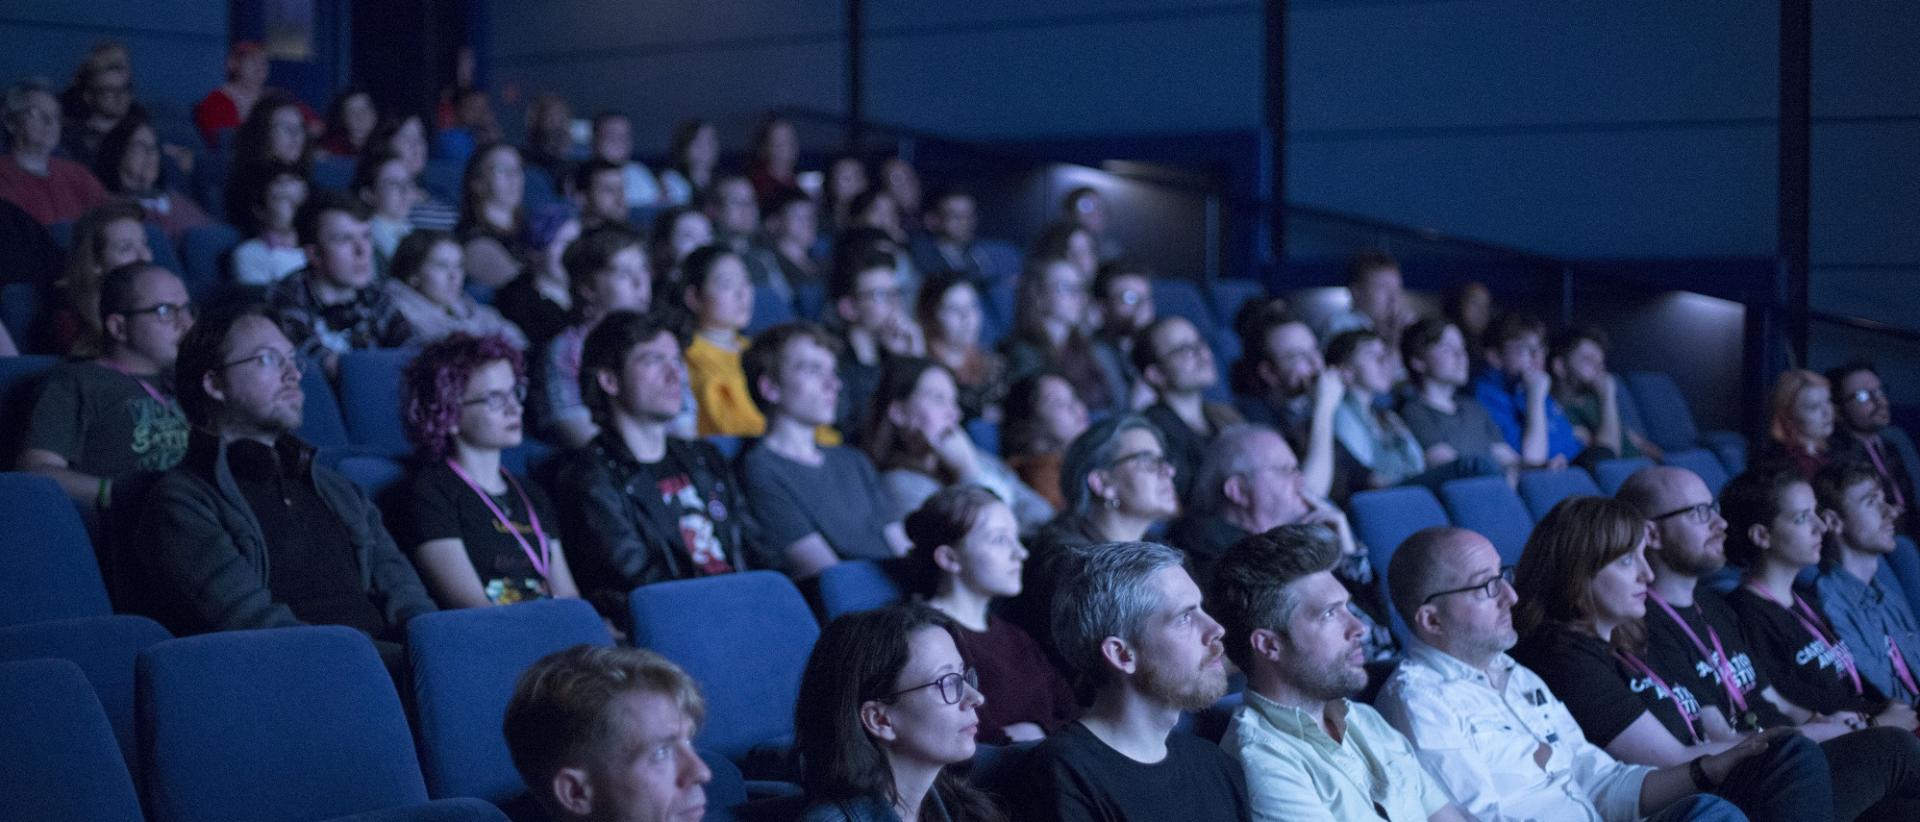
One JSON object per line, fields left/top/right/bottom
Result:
{"left": 0, "top": 472, "right": 112, "bottom": 627}
{"left": 1438, "top": 475, "right": 1535, "bottom": 566}
{"left": 0, "top": 658, "right": 144, "bottom": 821}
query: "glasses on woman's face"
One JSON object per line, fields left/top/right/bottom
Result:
{"left": 1108, "top": 450, "right": 1172, "bottom": 475}
{"left": 460, "top": 383, "right": 528, "bottom": 413}
{"left": 1421, "top": 566, "right": 1515, "bottom": 605}
{"left": 882, "top": 668, "right": 979, "bottom": 706}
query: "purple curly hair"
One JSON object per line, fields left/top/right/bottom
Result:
{"left": 401, "top": 333, "right": 526, "bottom": 459}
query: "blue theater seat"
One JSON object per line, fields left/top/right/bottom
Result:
{"left": 1347, "top": 486, "right": 1449, "bottom": 642}
{"left": 0, "top": 472, "right": 112, "bottom": 627}
{"left": 817, "top": 560, "right": 905, "bottom": 620}
{"left": 340, "top": 348, "right": 418, "bottom": 457}
{"left": 298, "top": 355, "right": 352, "bottom": 450}
{"left": 1208, "top": 278, "right": 1266, "bottom": 327}
{"left": 747, "top": 285, "right": 796, "bottom": 336}
{"left": 1438, "top": 475, "right": 1534, "bottom": 566}
{"left": 1662, "top": 448, "right": 1732, "bottom": 497}
{"left": 1152, "top": 278, "right": 1218, "bottom": 338}
{"left": 1516, "top": 468, "right": 1603, "bottom": 522}
{"left": 0, "top": 355, "right": 59, "bottom": 464}
{"left": 1592, "top": 456, "right": 1655, "bottom": 496}
{"left": 0, "top": 614, "right": 170, "bottom": 774}
{"left": 180, "top": 222, "right": 242, "bottom": 300}
{"left": 1624, "top": 371, "right": 1747, "bottom": 472}
{"left": 0, "top": 659, "right": 144, "bottom": 822}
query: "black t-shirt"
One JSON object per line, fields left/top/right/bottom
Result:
{"left": 228, "top": 439, "right": 388, "bottom": 637}
{"left": 24, "top": 360, "right": 190, "bottom": 477}
{"left": 1019, "top": 721, "right": 1250, "bottom": 822}
{"left": 1726, "top": 586, "right": 1885, "bottom": 716}
{"left": 739, "top": 443, "right": 894, "bottom": 561}
{"left": 1511, "top": 628, "right": 1707, "bottom": 749}
{"left": 631, "top": 447, "right": 736, "bottom": 576}
{"left": 401, "top": 461, "right": 560, "bottom": 605}
{"left": 1643, "top": 589, "right": 1794, "bottom": 732}
{"left": 493, "top": 274, "right": 571, "bottom": 348}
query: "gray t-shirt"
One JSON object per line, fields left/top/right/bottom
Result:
{"left": 1399, "top": 396, "right": 1506, "bottom": 460}
{"left": 739, "top": 442, "right": 895, "bottom": 560}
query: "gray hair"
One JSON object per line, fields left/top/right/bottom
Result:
{"left": 1049, "top": 540, "right": 1188, "bottom": 698}
{"left": 4, "top": 77, "right": 52, "bottom": 126}
{"left": 1058, "top": 413, "right": 1166, "bottom": 515}
{"left": 1187, "top": 423, "right": 1281, "bottom": 517}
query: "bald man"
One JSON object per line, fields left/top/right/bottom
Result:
{"left": 1377, "top": 526, "right": 1794, "bottom": 821}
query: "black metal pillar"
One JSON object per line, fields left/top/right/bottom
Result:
{"left": 1262, "top": 0, "right": 1287, "bottom": 294}
{"left": 1779, "top": 0, "right": 1811, "bottom": 363}
{"left": 845, "top": 0, "right": 865, "bottom": 153}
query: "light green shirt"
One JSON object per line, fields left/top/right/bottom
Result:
{"left": 1221, "top": 689, "right": 1452, "bottom": 822}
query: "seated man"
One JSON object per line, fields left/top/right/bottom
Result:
{"left": 738, "top": 322, "right": 909, "bottom": 577}
{"left": 1398, "top": 316, "right": 1527, "bottom": 473}
{"left": 701, "top": 173, "right": 786, "bottom": 299}
{"left": 20, "top": 262, "right": 193, "bottom": 511}
{"left": 1473, "top": 312, "right": 1585, "bottom": 468}
{"left": 1319, "top": 249, "right": 1411, "bottom": 349}
{"left": 586, "top": 111, "right": 664, "bottom": 209}
{"left": 265, "top": 191, "right": 412, "bottom": 377}
{"left": 503, "top": 645, "right": 712, "bottom": 822}
{"left": 908, "top": 187, "right": 1018, "bottom": 289}
{"left": 830, "top": 246, "right": 919, "bottom": 441}
{"left": 1134, "top": 315, "right": 1241, "bottom": 498}
{"left": 570, "top": 158, "right": 629, "bottom": 232}
{"left": 1330, "top": 329, "right": 1497, "bottom": 491}
{"left": 1380, "top": 526, "right": 1798, "bottom": 821}
{"left": 1551, "top": 325, "right": 1662, "bottom": 460}
{"left": 1810, "top": 461, "right": 1920, "bottom": 705}
{"left": 553, "top": 311, "right": 768, "bottom": 616}
{"left": 1826, "top": 361, "right": 1918, "bottom": 538}
{"left": 1230, "top": 305, "right": 1346, "bottom": 502}
{"left": 530, "top": 224, "right": 652, "bottom": 448}
{"left": 1019, "top": 541, "right": 1249, "bottom": 821}
{"left": 1093, "top": 260, "right": 1155, "bottom": 397}
{"left": 139, "top": 304, "right": 434, "bottom": 661}
{"left": 1, "top": 78, "right": 111, "bottom": 225}
{"left": 1207, "top": 525, "right": 1468, "bottom": 821}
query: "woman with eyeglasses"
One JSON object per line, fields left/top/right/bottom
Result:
{"left": 906, "top": 486, "right": 1076, "bottom": 745}
{"left": 384, "top": 229, "right": 527, "bottom": 349}
{"left": 795, "top": 603, "right": 1006, "bottom": 822}
{"left": 865, "top": 358, "right": 1053, "bottom": 534}
{"left": 398, "top": 333, "right": 578, "bottom": 607}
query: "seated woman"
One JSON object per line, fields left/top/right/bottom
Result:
{"left": 493, "top": 204, "right": 579, "bottom": 348}
{"left": 906, "top": 486, "right": 1076, "bottom": 744}
{"left": 998, "top": 257, "right": 1128, "bottom": 415}
{"left": 648, "top": 205, "right": 714, "bottom": 302}
{"left": 997, "top": 372, "right": 1088, "bottom": 512}
{"left": 351, "top": 147, "right": 416, "bottom": 274}
{"left": 317, "top": 86, "right": 376, "bottom": 158}
{"left": 94, "top": 117, "right": 212, "bottom": 243}
{"left": 227, "top": 160, "right": 309, "bottom": 287}
{"left": 397, "top": 333, "right": 580, "bottom": 607}
{"left": 1759, "top": 369, "right": 1834, "bottom": 480}
{"left": 917, "top": 273, "right": 1005, "bottom": 422}
{"left": 657, "top": 118, "right": 718, "bottom": 207}
{"left": 45, "top": 201, "right": 153, "bottom": 355}
{"left": 1328, "top": 328, "right": 1499, "bottom": 491}
{"left": 366, "top": 114, "right": 458, "bottom": 231}
{"left": 795, "top": 603, "right": 1005, "bottom": 822}
{"left": 677, "top": 245, "right": 761, "bottom": 436}
{"left": 866, "top": 358, "right": 1053, "bottom": 533}
{"left": 222, "top": 92, "right": 312, "bottom": 218}
{"left": 384, "top": 230, "right": 527, "bottom": 348}
{"left": 456, "top": 142, "right": 531, "bottom": 289}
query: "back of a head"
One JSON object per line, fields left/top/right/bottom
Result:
{"left": 1208, "top": 525, "right": 1343, "bottom": 673}
{"left": 1324, "top": 328, "right": 1380, "bottom": 369}
{"left": 1398, "top": 316, "right": 1455, "bottom": 380}
{"left": 1186, "top": 423, "right": 1276, "bottom": 518}
{"left": 903, "top": 485, "right": 1004, "bottom": 598}
{"left": 1387, "top": 526, "right": 1480, "bottom": 642}
{"left": 1511, "top": 496, "right": 1646, "bottom": 639}
{"left": 1048, "top": 540, "right": 1187, "bottom": 700}
{"left": 1720, "top": 466, "right": 1805, "bottom": 569}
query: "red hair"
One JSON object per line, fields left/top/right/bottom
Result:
{"left": 402, "top": 333, "right": 525, "bottom": 459}
{"left": 1768, "top": 369, "right": 1829, "bottom": 454}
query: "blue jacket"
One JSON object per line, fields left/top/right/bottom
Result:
{"left": 1471, "top": 371, "right": 1584, "bottom": 461}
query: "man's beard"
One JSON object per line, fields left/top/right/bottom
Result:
{"left": 1280, "top": 643, "right": 1367, "bottom": 704}
{"left": 1138, "top": 646, "right": 1229, "bottom": 712}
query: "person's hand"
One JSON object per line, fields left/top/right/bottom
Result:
{"left": 1701, "top": 727, "right": 1796, "bottom": 784}
{"left": 1874, "top": 700, "right": 1919, "bottom": 732}
{"left": 1299, "top": 495, "right": 1359, "bottom": 555}
{"left": 1523, "top": 369, "right": 1551, "bottom": 402}
{"left": 928, "top": 424, "right": 979, "bottom": 479}
{"left": 1313, "top": 368, "right": 1344, "bottom": 410}
{"left": 1425, "top": 443, "right": 1460, "bottom": 466}
{"left": 1596, "top": 372, "right": 1617, "bottom": 400}
{"left": 878, "top": 315, "right": 924, "bottom": 357}
{"left": 161, "top": 142, "right": 196, "bottom": 176}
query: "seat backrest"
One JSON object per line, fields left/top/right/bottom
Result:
{"left": 340, "top": 348, "right": 417, "bottom": 457}
{"left": 817, "top": 560, "right": 905, "bottom": 621}
{"left": 1592, "top": 456, "right": 1656, "bottom": 496}
{"left": 297, "top": 356, "right": 351, "bottom": 449}
{"left": 1438, "top": 475, "right": 1535, "bottom": 566}
{"left": 1152, "top": 278, "right": 1219, "bottom": 338}
{"left": 420, "top": 159, "right": 464, "bottom": 204}
{"left": 311, "top": 156, "right": 355, "bottom": 193}
{"left": 0, "top": 659, "right": 144, "bottom": 822}
{"left": 1347, "top": 486, "right": 1449, "bottom": 642}
{"left": 1888, "top": 537, "right": 1920, "bottom": 624}
{"left": 1623, "top": 371, "right": 1702, "bottom": 452}
{"left": 1662, "top": 448, "right": 1731, "bottom": 497}
{"left": 1207, "top": 278, "right": 1266, "bottom": 328}
{"left": 1516, "top": 469, "right": 1603, "bottom": 522}
{"left": 407, "top": 598, "right": 613, "bottom": 802}
{"left": 628, "top": 571, "right": 820, "bottom": 761}
{"left": 337, "top": 453, "right": 409, "bottom": 504}
{"left": 0, "top": 472, "right": 113, "bottom": 626}
{"left": 0, "top": 284, "right": 42, "bottom": 357}
{"left": 138, "top": 626, "right": 430, "bottom": 822}
{"left": 179, "top": 222, "right": 242, "bottom": 301}
{"left": 747, "top": 286, "right": 796, "bottom": 336}
{"left": 0, "top": 614, "right": 170, "bottom": 773}
{"left": 0, "top": 355, "right": 59, "bottom": 465}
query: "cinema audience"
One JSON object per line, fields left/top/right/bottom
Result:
{"left": 588, "top": 111, "right": 664, "bottom": 209}
{"left": 492, "top": 205, "right": 580, "bottom": 348}
{"left": 530, "top": 224, "right": 650, "bottom": 448}
{"left": 351, "top": 147, "right": 417, "bottom": 272}
{"left": 1231, "top": 304, "right": 1345, "bottom": 501}
{"left": 1808, "top": 461, "right": 1920, "bottom": 705}
{"left": 95, "top": 117, "right": 213, "bottom": 242}
{"left": 1136, "top": 316, "right": 1241, "bottom": 499}
{"left": 1553, "top": 325, "right": 1662, "bottom": 461}
{"left": 1760, "top": 369, "right": 1835, "bottom": 480}
{"left": 228, "top": 161, "right": 310, "bottom": 286}
{"left": 367, "top": 114, "right": 458, "bottom": 232}
{"left": 1001, "top": 256, "right": 1128, "bottom": 415}
{"left": 457, "top": 142, "right": 532, "bottom": 288}
{"left": 678, "top": 245, "right": 762, "bottom": 437}
{"left": 46, "top": 201, "right": 153, "bottom": 354}
{"left": 383, "top": 229, "right": 526, "bottom": 348}
{"left": 265, "top": 191, "right": 411, "bottom": 376}
{"left": 316, "top": 87, "right": 377, "bottom": 158}
{"left": 1826, "top": 361, "right": 1919, "bottom": 536}
{"left": 1398, "top": 316, "right": 1527, "bottom": 474}
{"left": 658, "top": 118, "right": 719, "bottom": 206}
{"left": 1474, "top": 312, "right": 1587, "bottom": 468}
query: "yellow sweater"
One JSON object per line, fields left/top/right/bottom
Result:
{"left": 685, "top": 333, "right": 841, "bottom": 445}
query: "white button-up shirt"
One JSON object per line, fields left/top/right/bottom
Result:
{"left": 1222, "top": 688, "right": 1451, "bottom": 821}
{"left": 1375, "top": 640, "right": 1651, "bottom": 822}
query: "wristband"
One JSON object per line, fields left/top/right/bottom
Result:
{"left": 1688, "top": 756, "right": 1713, "bottom": 791}
{"left": 96, "top": 477, "right": 112, "bottom": 511}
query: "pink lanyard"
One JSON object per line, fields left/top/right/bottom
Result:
{"left": 97, "top": 359, "right": 169, "bottom": 407}
{"left": 1863, "top": 438, "right": 1907, "bottom": 510}
{"left": 1746, "top": 584, "right": 1864, "bottom": 696}
{"left": 1888, "top": 636, "right": 1920, "bottom": 697}
{"left": 1648, "top": 592, "right": 1749, "bottom": 714}
{"left": 1616, "top": 648, "right": 1703, "bottom": 744}
{"left": 445, "top": 459, "right": 551, "bottom": 579}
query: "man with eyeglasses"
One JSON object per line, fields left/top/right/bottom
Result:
{"left": 1826, "top": 361, "right": 1919, "bottom": 539}
{"left": 21, "top": 262, "right": 192, "bottom": 511}
{"left": 1231, "top": 303, "right": 1350, "bottom": 504}
{"left": 553, "top": 311, "right": 770, "bottom": 617}
{"left": 1134, "top": 315, "right": 1241, "bottom": 499}
{"left": 139, "top": 304, "right": 433, "bottom": 668}
{"left": 830, "top": 248, "right": 920, "bottom": 442}
{"left": 1620, "top": 465, "right": 1920, "bottom": 820}
{"left": 1379, "top": 526, "right": 1775, "bottom": 821}
{"left": 1209, "top": 524, "right": 1467, "bottom": 822}
{"left": 1091, "top": 260, "right": 1154, "bottom": 372}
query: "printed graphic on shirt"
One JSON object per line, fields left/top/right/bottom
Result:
{"left": 1793, "top": 638, "right": 1858, "bottom": 678}
{"left": 126, "top": 396, "right": 190, "bottom": 470}
{"left": 1629, "top": 675, "right": 1702, "bottom": 719}
{"left": 657, "top": 473, "right": 732, "bottom": 574}
{"left": 1693, "top": 651, "right": 1760, "bottom": 695}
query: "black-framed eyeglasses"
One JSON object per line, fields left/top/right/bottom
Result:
{"left": 1651, "top": 500, "right": 1720, "bottom": 524}
{"left": 460, "top": 383, "right": 528, "bottom": 412}
{"left": 881, "top": 668, "right": 978, "bottom": 706}
{"left": 1422, "top": 566, "right": 1514, "bottom": 605}
{"left": 120, "top": 302, "right": 195, "bottom": 323}
{"left": 222, "top": 348, "right": 299, "bottom": 374}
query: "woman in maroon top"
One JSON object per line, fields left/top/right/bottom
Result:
{"left": 1761, "top": 369, "right": 1834, "bottom": 480}
{"left": 904, "top": 485, "right": 1078, "bottom": 744}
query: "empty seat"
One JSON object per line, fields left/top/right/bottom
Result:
{"left": 817, "top": 560, "right": 905, "bottom": 620}
{"left": 629, "top": 571, "right": 819, "bottom": 774}
{"left": 0, "top": 659, "right": 144, "bottom": 822}
{"left": 1591, "top": 456, "right": 1655, "bottom": 496}
{"left": 1662, "top": 448, "right": 1731, "bottom": 496}
{"left": 407, "top": 598, "right": 613, "bottom": 803}
{"left": 179, "top": 222, "right": 242, "bottom": 300}
{"left": 1623, "top": 370, "right": 1747, "bottom": 472}
{"left": 1152, "top": 278, "right": 1218, "bottom": 337}
{"left": 340, "top": 348, "right": 417, "bottom": 457}
{"left": 1208, "top": 278, "right": 1266, "bottom": 327}
{"left": 1347, "top": 486, "right": 1449, "bottom": 642}
{"left": 138, "top": 626, "right": 440, "bottom": 822}
{"left": 0, "top": 472, "right": 112, "bottom": 627}
{"left": 0, "top": 614, "right": 170, "bottom": 773}
{"left": 1516, "top": 469, "right": 1603, "bottom": 522}
{"left": 1438, "top": 476, "right": 1534, "bottom": 566}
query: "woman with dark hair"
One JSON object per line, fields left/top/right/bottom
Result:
{"left": 398, "top": 333, "right": 578, "bottom": 608}
{"left": 677, "top": 245, "right": 760, "bottom": 436}
{"left": 648, "top": 206, "right": 715, "bottom": 312}
{"left": 493, "top": 204, "right": 580, "bottom": 348}
{"left": 47, "top": 201, "right": 153, "bottom": 355}
{"left": 227, "top": 161, "right": 309, "bottom": 287}
{"left": 94, "top": 117, "right": 212, "bottom": 241}
{"left": 795, "top": 604, "right": 1005, "bottom": 822}
{"left": 823, "top": 155, "right": 869, "bottom": 234}
{"left": 317, "top": 86, "right": 377, "bottom": 157}
{"left": 223, "top": 92, "right": 312, "bottom": 222}
{"left": 455, "top": 142, "right": 530, "bottom": 288}
{"left": 658, "top": 118, "right": 719, "bottom": 207}
{"left": 351, "top": 147, "right": 415, "bottom": 271}
{"left": 384, "top": 230, "right": 526, "bottom": 347}
{"left": 906, "top": 486, "right": 1076, "bottom": 744}
{"left": 748, "top": 113, "right": 803, "bottom": 202}
{"left": 865, "top": 358, "right": 1052, "bottom": 532}
{"left": 1759, "top": 369, "right": 1834, "bottom": 480}
{"left": 998, "top": 372, "right": 1088, "bottom": 511}
{"left": 916, "top": 274, "right": 1004, "bottom": 423}
{"left": 999, "top": 256, "right": 1129, "bottom": 415}
{"left": 1028, "top": 221, "right": 1098, "bottom": 280}
{"left": 366, "top": 114, "right": 458, "bottom": 232}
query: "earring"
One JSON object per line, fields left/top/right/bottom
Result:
{"left": 1104, "top": 494, "right": 1119, "bottom": 510}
